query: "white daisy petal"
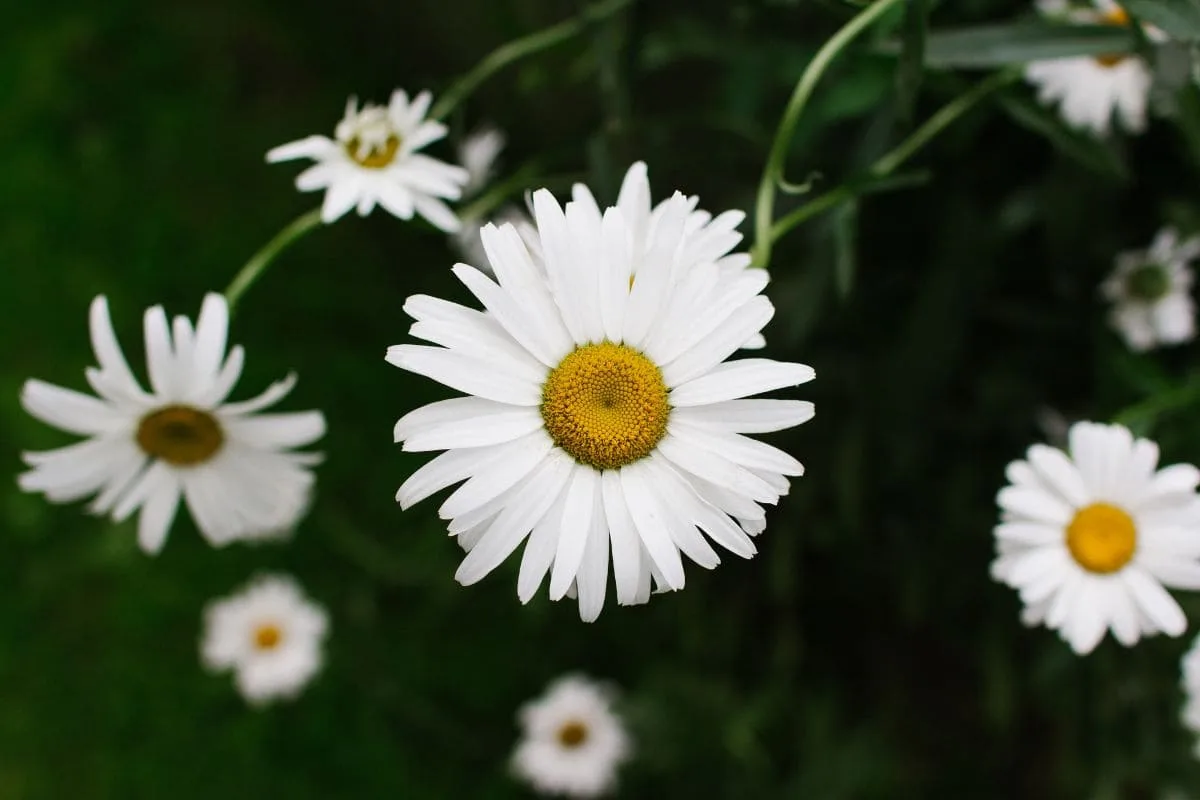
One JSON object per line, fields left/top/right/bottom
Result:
{"left": 138, "top": 475, "right": 182, "bottom": 555}
{"left": 20, "top": 379, "right": 129, "bottom": 436}
{"left": 549, "top": 466, "right": 599, "bottom": 601}
{"left": 670, "top": 359, "right": 815, "bottom": 405}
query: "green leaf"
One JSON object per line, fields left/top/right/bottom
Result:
{"left": 996, "top": 93, "right": 1128, "bottom": 179}
{"left": 916, "top": 23, "right": 1134, "bottom": 67}
{"left": 1123, "top": 0, "right": 1200, "bottom": 40}
{"left": 833, "top": 200, "right": 859, "bottom": 300}
{"left": 895, "top": 0, "right": 930, "bottom": 121}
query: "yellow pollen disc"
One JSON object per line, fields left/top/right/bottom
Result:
{"left": 557, "top": 720, "right": 589, "bottom": 749}
{"left": 540, "top": 342, "right": 669, "bottom": 471}
{"left": 253, "top": 623, "right": 283, "bottom": 651}
{"left": 345, "top": 134, "right": 401, "bottom": 169}
{"left": 1065, "top": 502, "right": 1136, "bottom": 574}
{"left": 136, "top": 405, "right": 224, "bottom": 466}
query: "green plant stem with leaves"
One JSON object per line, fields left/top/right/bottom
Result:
{"left": 430, "top": 0, "right": 637, "bottom": 121}
{"left": 768, "top": 68, "right": 1021, "bottom": 243}
{"left": 224, "top": 209, "right": 323, "bottom": 311}
{"left": 752, "top": 0, "right": 907, "bottom": 269}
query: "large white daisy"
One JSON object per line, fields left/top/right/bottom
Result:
{"left": 19, "top": 293, "right": 325, "bottom": 553}
{"left": 991, "top": 421, "right": 1200, "bottom": 654}
{"left": 1101, "top": 227, "right": 1199, "bottom": 352}
{"left": 1024, "top": 0, "right": 1154, "bottom": 137}
{"left": 511, "top": 674, "right": 631, "bottom": 798}
{"left": 201, "top": 573, "right": 329, "bottom": 706}
{"left": 388, "top": 181, "right": 815, "bottom": 621}
{"left": 267, "top": 89, "right": 469, "bottom": 230}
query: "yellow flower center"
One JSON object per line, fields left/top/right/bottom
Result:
{"left": 556, "top": 720, "right": 589, "bottom": 749}
{"left": 540, "top": 342, "right": 669, "bottom": 471}
{"left": 1095, "top": 5, "right": 1131, "bottom": 67}
{"left": 253, "top": 623, "right": 283, "bottom": 651}
{"left": 345, "top": 134, "right": 401, "bottom": 169}
{"left": 136, "top": 405, "right": 224, "bottom": 466}
{"left": 1065, "top": 502, "right": 1137, "bottom": 573}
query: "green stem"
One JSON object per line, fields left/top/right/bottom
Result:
{"left": 430, "top": 0, "right": 636, "bottom": 121}
{"left": 1113, "top": 374, "right": 1200, "bottom": 428}
{"left": 224, "top": 209, "right": 323, "bottom": 311}
{"left": 769, "top": 70, "right": 1019, "bottom": 244}
{"left": 455, "top": 162, "right": 543, "bottom": 222}
{"left": 752, "top": 0, "right": 906, "bottom": 268}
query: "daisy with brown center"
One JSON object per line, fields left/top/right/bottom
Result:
{"left": 1023, "top": 0, "right": 1156, "bottom": 137}
{"left": 18, "top": 294, "right": 325, "bottom": 553}
{"left": 1101, "top": 227, "right": 1200, "bottom": 352}
{"left": 991, "top": 421, "right": 1200, "bottom": 654}
{"left": 267, "top": 89, "right": 469, "bottom": 230}
{"left": 511, "top": 675, "right": 631, "bottom": 798}
{"left": 388, "top": 179, "right": 814, "bottom": 621}
{"left": 200, "top": 573, "right": 329, "bottom": 705}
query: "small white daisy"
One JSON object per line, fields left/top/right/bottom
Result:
{"left": 388, "top": 178, "right": 815, "bottom": 621}
{"left": 201, "top": 573, "right": 329, "bottom": 706}
{"left": 1101, "top": 227, "right": 1199, "bottom": 351}
{"left": 991, "top": 421, "right": 1200, "bottom": 654}
{"left": 459, "top": 127, "right": 506, "bottom": 197}
{"left": 19, "top": 293, "right": 325, "bottom": 553}
{"left": 511, "top": 675, "right": 631, "bottom": 798}
{"left": 1024, "top": 0, "right": 1153, "bottom": 137}
{"left": 267, "top": 89, "right": 470, "bottom": 230}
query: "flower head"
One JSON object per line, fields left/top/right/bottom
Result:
{"left": 201, "top": 573, "right": 329, "bottom": 705}
{"left": 388, "top": 168, "right": 815, "bottom": 621}
{"left": 991, "top": 421, "right": 1200, "bottom": 654}
{"left": 511, "top": 675, "right": 631, "bottom": 798}
{"left": 267, "top": 90, "right": 469, "bottom": 230}
{"left": 1024, "top": 1, "right": 1153, "bottom": 137}
{"left": 19, "top": 294, "right": 325, "bottom": 553}
{"left": 1102, "top": 227, "right": 1199, "bottom": 351}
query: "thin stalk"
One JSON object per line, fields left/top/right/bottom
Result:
{"left": 430, "top": 0, "right": 636, "bottom": 121}
{"left": 1113, "top": 374, "right": 1200, "bottom": 428}
{"left": 752, "top": 0, "right": 906, "bottom": 268}
{"left": 769, "top": 70, "right": 1018, "bottom": 244}
{"left": 224, "top": 209, "right": 323, "bottom": 311}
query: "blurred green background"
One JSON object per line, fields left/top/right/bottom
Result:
{"left": 7, "top": 0, "right": 1200, "bottom": 796}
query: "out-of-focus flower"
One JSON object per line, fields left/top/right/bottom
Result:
{"left": 458, "top": 127, "right": 506, "bottom": 197}
{"left": 201, "top": 573, "right": 329, "bottom": 705}
{"left": 511, "top": 675, "right": 631, "bottom": 798}
{"left": 1024, "top": 0, "right": 1155, "bottom": 137}
{"left": 267, "top": 90, "right": 469, "bottom": 230}
{"left": 389, "top": 177, "right": 814, "bottom": 620}
{"left": 1102, "top": 227, "right": 1199, "bottom": 351}
{"left": 18, "top": 294, "right": 325, "bottom": 553}
{"left": 991, "top": 421, "right": 1200, "bottom": 654}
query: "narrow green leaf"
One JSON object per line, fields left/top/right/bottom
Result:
{"left": 833, "top": 200, "right": 859, "bottom": 300}
{"left": 895, "top": 0, "right": 930, "bottom": 121}
{"left": 1123, "top": 0, "right": 1200, "bottom": 40}
{"left": 996, "top": 93, "right": 1128, "bottom": 179}
{"left": 916, "top": 23, "right": 1134, "bottom": 67}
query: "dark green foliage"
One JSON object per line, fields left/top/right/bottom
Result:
{"left": 5, "top": 0, "right": 1200, "bottom": 797}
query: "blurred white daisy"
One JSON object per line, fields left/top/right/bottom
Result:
{"left": 201, "top": 573, "right": 329, "bottom": 706}
{"left": 1101, "top": 227, "right": 1199, "bottom": 351}
{"left": 267, "top": 89, "right": 469, "bottom": 230}
{"left": 459, "top": 127, "right": 506, "bottom": 197}
{"left": 388, "top": 180, "right": 815, "bottom": 621}
{"left": 512, "top": 675, "right": 631, "bottom": 798}
{"left": 991, "top": 421, "right": 1200, "bottom": 654}
{"left": 19, "top": 293, "right": 325, "bottom": 553}
{"left": 1024, "top": 0, "right": 1153, "bottom": 137}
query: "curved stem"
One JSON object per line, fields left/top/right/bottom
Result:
{"left": 430, "top": 0, "right": 637, "bottom": 121}
{"left": 224, "top": 209, "right": 323, "bottom": 312}
{"left": 752, "top": 0, "right": 906, "bottom": 268}
{"left": 769, "top": 69, "right": 1019, "bottom": 245}
{"left": 1113, "top": 374, "right": 1200, "bottom": 429}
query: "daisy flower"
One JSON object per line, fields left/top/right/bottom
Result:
{"left": 18, "top": 293, "right": 325, "bottom": 553}
{"left": 1101, "top": 227, "right": 1199, "bottom": 351}
{"left": 267, "top": 89, "right": 469, "bottom": 230}
{"left": 459, "top": 127, "right": 506, "bottom": 197}
{"left": 991, "top": 421, "right": 1200, "bottom": 654}
{"left": 201, "top": 573, "right": 329, "bottom": 705}
{"left": 1024, "top": 0, "right": 1153, "bottom": 137}
{"left": 511, "top": 675, "right": 631, "bottom": 798}
{"left": 388, "top": 180, "right": 815, "bottom": 621}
